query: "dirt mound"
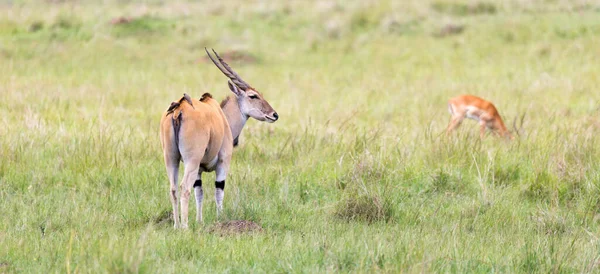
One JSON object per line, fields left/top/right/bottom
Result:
{"left": 201, "top": 50, "right": 258, "bottom": 65}
{"left": 209, "top": 220, "right": 263, "bottom": 236}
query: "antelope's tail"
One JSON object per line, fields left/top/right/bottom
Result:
{"left": 166, "top": 93, "right": 194, "bottom": 153}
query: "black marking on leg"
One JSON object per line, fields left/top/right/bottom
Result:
{"left": 193, "top": 179, "right": 202, "bottom": 188}
{"left": 215, "top": 180, "right": 225, "bottom": 190}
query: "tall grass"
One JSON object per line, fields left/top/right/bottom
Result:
{"left": 1, "top": 0, "right": 600, "bottom": 272}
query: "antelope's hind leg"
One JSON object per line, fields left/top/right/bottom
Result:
{"left": 179, "top": 159, "right": 202, "bottom": 229}
{"left": 163, "top": 145, "right": 181, "bottom": 229}
{"left": 165, "top": 161, "right": 180, "bottom": 229}
{"left": 446, "top": 116, "right": 464, "bottom": 135}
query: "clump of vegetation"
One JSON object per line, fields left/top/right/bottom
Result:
{"left": 46, "top": 14, "right": 90, "bottom": 41}
{"left": 427, "top": 169, "right": 470, "bottom": 195}
{"left": 380, "top": 17, "right": 423, "bottom": 36}
{"left": 0, "top": 262, "right": 10, "bottom": 273}
{"left": 349, "top": 10, "right": 377, "bottom": 31}
{"left": 334, "top": 193, "right": 393, "bottom": 223}
{"left": 29, "top": 21, "right": 44, "bottom": 32}
{"left": 432, "top": 1, "right": 497, "bottom": 16}
{"left": 516, "top": 243, "right": 543, "bottom": 273}
{"left": 52, "top": 14, "right": 81, "bottom": 30}
{"left": 1, "top": 14, "right": 88, "bottom": 42}
{"left": 531, "top": 210, "right": 568, "bottom": 235}
{"left": 347, "top": 5, "right": 390, "bottom": 33}
{"left": 209, "top": 220, "right": 263, "bottom": 236}
{"left": 554, "top": 25, "right": 597, "bottom": 40}
{"left": 522, "top": 171, "right": 556, "bottom": 202}
{"left": 335, "top": 156, "right": 385, "bottom": 190}
{"left": 492, "top": 164, "right": 522, "bottom": 186}
{"left": 434, "top": 23, "right": 466, "bottom": 38}
{"left": 151, "top": 209, "right": 173, "bottom": 227}
{"left": 110, "top": 16, "right": 174, "bottom": 38}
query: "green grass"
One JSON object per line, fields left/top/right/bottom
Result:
{"left": 1, "top": 0, "right": 600, "bottom": 272}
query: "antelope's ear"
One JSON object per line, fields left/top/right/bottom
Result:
{"left": 228, "top": 81, "right": 243, "bottom": 97}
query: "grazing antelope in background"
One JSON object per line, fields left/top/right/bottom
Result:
{"left": 160, "top": 48, "right": 278, "bottom": 229}
{"left": 446, "top": 95, "right": 514, "bottom": 139}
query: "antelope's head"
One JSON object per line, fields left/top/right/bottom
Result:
{"left": 205, "top": 48, "right": 278, "bottom": 123}
{"left": 496, "top": 123, "right": 515, "bottom": 140}
{"left": 503, "top": 131, "right": 515, "bottom": 141}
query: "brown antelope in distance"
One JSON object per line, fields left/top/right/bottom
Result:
{"left": 446, "top": 95, "right": 514, "bottom": 139}
{"left": 160, "top": 48, "right": 278, "bottom": 229}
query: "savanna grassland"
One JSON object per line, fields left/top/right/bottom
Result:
{"left": 1, "top": 0, "right": 600, "bottom": 272}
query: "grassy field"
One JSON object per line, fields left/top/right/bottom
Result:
{"left": 1, "top": 0, "right": 600, "bottom": 272}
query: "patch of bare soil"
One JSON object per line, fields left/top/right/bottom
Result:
{"left": 209, "top": 220, "right": 263, "bottom": 236}
{"left": 201, "top": 50, "right": 258, "bottom": 65}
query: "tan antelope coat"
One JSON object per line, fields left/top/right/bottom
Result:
{"left": 160, "top": 49, "right": 278, "bottom": 229}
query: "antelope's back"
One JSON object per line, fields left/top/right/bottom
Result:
{"left": 160, "top": 94, "right": 232, "bottom": 162}
{"left": 449, "top": 95, "right": 500, "bottom": 116}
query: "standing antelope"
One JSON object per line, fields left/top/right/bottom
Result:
{"left": 160, "top": 48, "right": 278, "bottom": 229}
{"left": 446, "top": 95, "right": 514, "bottom": 139}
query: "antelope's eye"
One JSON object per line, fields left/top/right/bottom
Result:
{"left": 249, "top": 94, "right": 259, "bottom": 99}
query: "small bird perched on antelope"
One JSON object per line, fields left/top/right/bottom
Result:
{"left": 446, "top": 94, "right": 514, "bottom": 139}
{"left": 160, "top": 48, "right": 279, "bottom": 229}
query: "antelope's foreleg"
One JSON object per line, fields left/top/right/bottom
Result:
{"left": 446, "top": 116, "right": 464, "bottom": 135}
{"left": 479, "top": 121, "right": 487, "bottom": 139}
{"left": 214, "top": 159, "right": 231, "bottom": 218}
{"left": 194, "top": 172, "right": 203, "bottom": 223}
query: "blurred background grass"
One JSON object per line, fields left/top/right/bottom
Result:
{"left": 1, "top": 0, "right": 600, "bottom": 272}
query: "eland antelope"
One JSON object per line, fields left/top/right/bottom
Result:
{"left": 160, "top": 48, "right": 278, "bottom": 229}
{"left": 446, "top": 95, "right": 514, "bottom": 139}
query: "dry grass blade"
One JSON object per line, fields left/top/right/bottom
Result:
{"left": 512, "top": 112, "right": 527, "bottom": 137}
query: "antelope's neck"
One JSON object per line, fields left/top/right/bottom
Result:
{"left": 221, "top": 96, "right": 248, "bottom": 141}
